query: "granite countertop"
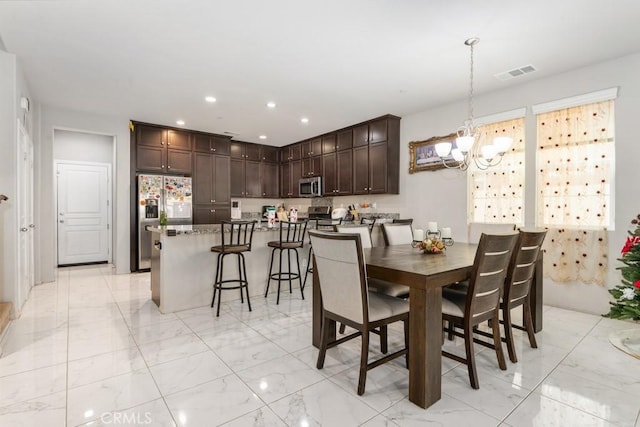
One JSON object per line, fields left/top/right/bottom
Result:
{"left": 147, "top": 224, "right": 284, "bottom": 236}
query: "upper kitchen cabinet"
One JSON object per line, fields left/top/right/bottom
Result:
{"left": 302, "top": 138, "right": 322, "bottom": 158}
{"left": 193, "top": 133, "right": 231, "bottom": 155}
{"left": 135, "top": 124, "right": 192, "bottom": 174}
{"left": 352, "top": 115, "right": 400, "bottom": 195}
{"left": 260, "top": 145, "right": 280, "bottom": 163}
{"left": 321, "top": 133, "right": 337, "bottom": 154}
{"left": 353, "top": 117, "right": 388, "bottom": 147}
{"left": 336, "top": 129, "right": 353, "bottom": 151}
{"left": 231, "top": 141, "right": 261, "bottom": 161}
{"left": 282, "top": 143, "right": 302, "bottom": 161}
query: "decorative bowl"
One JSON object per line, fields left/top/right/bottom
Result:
{"left": 417, "top": 237, "right": 446, "bottom": 254}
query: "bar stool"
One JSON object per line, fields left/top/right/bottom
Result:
{"left": 210, "top": 220, "right": 256, "bottom": 317}
{"left": 265, "top": 220, "right": 308, "bottom": 304}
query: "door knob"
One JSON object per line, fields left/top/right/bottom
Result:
{"left": 59, "top": 220, "right": 64, "bottom": 223}
{"left": 20, "top": 227, "right": 28, "bottom": 232}
{"left": 29, "top": 224, "right": 35, "bottom": 228}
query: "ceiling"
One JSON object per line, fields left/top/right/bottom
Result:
{"left": 1, "top": 0, "right": 640, "bottom": 146}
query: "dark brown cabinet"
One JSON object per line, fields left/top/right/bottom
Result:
{"left": 336, "top": 129, "right": 353, "bottom": 151}
{"left": 302, "top": 156, "right": 321, "bottom": 177}
{"left": 352, "top": 116, "right": 400, "bottom": 195}
{"left": 230, "top": 158, "right": 246, "bottom": 197}
{"left": 193, "top": 153, "right": 231, "bottom": 224}
{"left": 136, "top": 124, "right": 192, "bottom": 174}
{"left": 245, "top": 160, "right": 261, "bottom": 197}
{"left": 260, "top": 146, "right": 280, "bottom": 162}
{"left": 323, "top": 150, "right": 352, "bottom": 196}
{"left": 302, "top": 138, "right": 322, "bottom": 158}
{"left": 283, "top": 143, "right": 302, "bottom": 161}
{"left": 321, "top": 133, "right": 337, "bottom": 154}
{"left": 193, "top": 134, "right": 231, "bottom": 155}
{"left": 260, "top": 162, "right": 279, "bottom": 198}
{"left": 281, "top": 160, "right": 302, "bottom": 198}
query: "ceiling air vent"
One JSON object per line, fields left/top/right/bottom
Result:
{"left": 494, "top": 64, "right": 537, "bottom": 81}
{"left": 223, "top": 131, "right": 240, "bottom": 136}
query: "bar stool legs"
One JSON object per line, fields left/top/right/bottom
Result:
{"left": 265, "top": 247, "right": 304, "bottom": 304}
{"left": 211, "top": 252, "right": 251, "bottom": 317}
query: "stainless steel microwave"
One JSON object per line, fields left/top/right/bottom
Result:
{"left": 299, "top": 176, "right": 322, "bottom": 197}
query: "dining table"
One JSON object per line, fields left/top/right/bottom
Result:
{"left": 311, "top": 242, "right": 544, "bottom": 409}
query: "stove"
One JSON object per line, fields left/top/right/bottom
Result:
{"left": 307, "top": 206, "right": 332, "bottom": 220}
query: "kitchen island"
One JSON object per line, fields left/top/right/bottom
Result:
{"left": 148, "top": 224, "right": 303, "bottom": 313}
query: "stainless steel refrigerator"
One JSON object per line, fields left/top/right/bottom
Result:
{"left": 137, "top": 174, "right": 192, "bottom": 270}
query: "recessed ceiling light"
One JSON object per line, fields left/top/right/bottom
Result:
{"left": 300, "top": 117, "right": 309, "bottom": 124}
{"left": 176, "top": 120, "right": 185, "bottom": 125}
{"left": 205, "top": 96, "right": 216, "bottom": 103}
{"left": 266, "top": 102, "right": 276, "bottom": 108}
{"left": 259, "top": 135, "right": 267, "bottom": 140}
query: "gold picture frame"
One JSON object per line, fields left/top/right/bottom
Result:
{"left": 408, "top": 132, "right": 457, "bottom": 173}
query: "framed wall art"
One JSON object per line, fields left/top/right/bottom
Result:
{"left": 408, "top": 132, "right": 457, "bottom": 173}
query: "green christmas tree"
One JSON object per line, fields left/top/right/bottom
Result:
{"left": 604, "top": 214, "right": 640, "bottom": 321}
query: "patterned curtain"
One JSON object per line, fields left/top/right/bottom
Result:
{"left": 468, "top": 117, "right": 525, "bottom": 225}
{"left": 536, "top": 100, "right": 614, "bottom": 285}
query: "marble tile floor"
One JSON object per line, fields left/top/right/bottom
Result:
{"left": 0, "top": 264, "right": 639, "bottom": 426}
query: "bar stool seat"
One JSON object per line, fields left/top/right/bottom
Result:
{"left": 265, "top": 220, "right": 308, "bottom": 304}
{"left": 211, "top": 220, "right": 256, "bottom": 316}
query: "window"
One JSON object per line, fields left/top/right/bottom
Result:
{"left": 535, "top": 99, "right": 615, "bottom": 285}
{"left": 468, "top": 117, "right": 525, "bottom": 225}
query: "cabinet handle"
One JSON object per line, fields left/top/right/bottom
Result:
{"left": 213, "top": 148, "right": 216, "bottom": 152}
{"left": 263, "top": 192, "right": 266, "bottom": 196}
{"left": 161, "top": 141, "right": 165, "bottom": 145}
{"left": 210, "top": 209, "right": 215, "bottom": 213}
{"left": 168, "top": 165, "right": 171, "bottom": 169}
{"left": 161, "top": 165, "right": 165, "bottom": 168}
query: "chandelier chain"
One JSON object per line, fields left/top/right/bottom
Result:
{"left": 468, "top": 41, "right": 475, "bottom": 127}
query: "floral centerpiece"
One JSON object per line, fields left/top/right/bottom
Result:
{"left": 604, "top": 214, "right": 640, "bottom": 321}
{"left": 416, "top": 236, "right": 446, "bottom": 254}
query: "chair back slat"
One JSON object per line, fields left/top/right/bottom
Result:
{"left": 220, "top": 220, "right": 256, "bottom": 250}
{"left": 279, "top": 220, "right": 308, "bottom": 245}
{"left": 309, "top": 230, "right": 367, "bottom": 324}
{"left": 381, "top": 223, "right": 413, "bottom": 246}
{"left": 467, "top": 233, "right": 518, "bottom": 320}
{"left": 504, "top": 230, "right": 547, "bottom": 305}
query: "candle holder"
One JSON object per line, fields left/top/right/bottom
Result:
{"left": 442, "top": 237, "right": 455, "bottom": 246}
{"left": 426, "top": 230, "right": 441, "bottom": 239}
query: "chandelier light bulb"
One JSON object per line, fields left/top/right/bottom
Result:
{"left": 493, "top": 136, "right": 513, "bottom": 153}
{"left": 451, "top": 148, "right": 464, "bottom": 162}
{"left": 435, "top": 142, "right": 452, "bottom": 157}
{"left": 481, "top": 144, "right": 498, "bottom": 161}
{"left": 456, "top": 136, "right": 474, "bottom": 153}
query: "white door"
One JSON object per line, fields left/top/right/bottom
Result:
{"left": 17, "top": 119, "right": 34, "bottom": 309}
{"left": 57, "top": 162, "right": 111, "bottom": 265}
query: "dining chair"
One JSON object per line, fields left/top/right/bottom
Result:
{"left": 264, "top": 219, "right": 308, "bottom": 304}
{"left": 441, "top": 232, "right": 518, "bottom": 389}
{"left": 360, "top": 217, "right": 377, "bottom": 232}
{"left": 392, "top": 218, "right": 413, "bottom": 226}
{"left": 302, "top": 218, "right": 341, "bottom": 289}
{"left": 381, "top": 223, "right": 414, "bottom": 246}
{"left": 468, "top": 222, "right": 516, "bottom": 244}
{"left": 210, "top": 220, "right": 257, "bottom": 317}
{"left": 309, "top": 230, "right": 409, "bottom": 395}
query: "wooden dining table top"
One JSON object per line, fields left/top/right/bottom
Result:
{"left": 364, "top": 243, "right": 478, "bottom": 289}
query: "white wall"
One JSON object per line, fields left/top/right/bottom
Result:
{"left": 398, "top": 52, "right": 640, "bottom": 315}
{"left": 38, "top": 107, "right": 130, "bottom": 283}
{"left": 54, "top": 129, "right": 114, "bottom": 163}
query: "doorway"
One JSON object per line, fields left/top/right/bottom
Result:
{"left": 56, "top": 161, "right": 112, "bottom": 266}
{"left": 17, "top": 119, "right": 34, "bottom": 308}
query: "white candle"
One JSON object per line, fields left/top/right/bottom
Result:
{"left": 441, "top": 227, "right": 452, "bottom": 239}
{"left": 413, "top": 229, "right": 425, "bottom": 241}
{"left": 427, "top": 222, "right": 438, "bottom": 233}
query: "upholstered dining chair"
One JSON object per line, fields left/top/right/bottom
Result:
{"left": 309, "top": 230, "right": 409, "bottom": 395}
{"left": 441, "top": 232, "right": 518, "bottom": 389}
{"left": 392, "top": 218, "right": 414, "bottom": 226}
{"left": 381, "top": 223, "right": 413, "bottom": 246}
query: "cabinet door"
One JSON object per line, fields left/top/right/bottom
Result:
{"left": 368, "top": 118, "right": 388, "bottom": 144}
{"left": 167, "top": 149, "right": 192, "bottom": 174}
{"left": 336, "top": 149, "right": 353, "bottom": 195}
{"left": 353, "top": 145, "right": 369, "bottom": 195}
{"left": 310, "top": 137, "right": 322, "bottom": 157}
{"left": 137, "top": 125, "right": 165, "bottom": 147}
{"left": 137, "top": 145, "right": 166, "bottom": 172}
{"left": 193, "top": 153, "right": 213, "bottom": 204}
{"left": 336, "top": 129, "right": 353, "bottom": 151}
{"left": 301, "top": 140, "right": 312, "bottom": 158}
{"left": 211, "top": 137, "right": 231, "bottom": 155}
{"left": 353, "top": 124, "right": 369, "bottom": 147}
{"left": 260, "top": 146, "right": 279, "bottom": 162}
{"left": 322, "top": 152, "right": 337, "bottom": 195}
{"left": 213, "top": 155, "right": 230, "bottom": 203}
{"left": 290, "top": 160, "right": 302, "bottom": 197}
{"left": 193, "top": 206, "right": 213, "bottom": 225}
{"left": 281, "top": 162, "right": 291, "bottom": 197}
{"left": 213, "top": 206, "right": 231, "bottom": 223}
{"left": 260, "top": 162, "right": 279, "bottom": 198}
{"left": 193, "top": 134, "right": 212, "bottom": 153}
{"left": 230, "top": 158, "right": 245, "bottom": 197}
{"left": 368, "top": 142, "right": 388, "bottom": 193}
{"left": 167, "top": 129, "right": 191, "bottom": 150}
{"left": 245, "top": 160, "right": 261, "bottom": 197}
{"left": 230, "top": 142, "right": 244, "bottom": 159}
{"left": 302, "top": 157, "right": 322, "bottom": 177}
{"left": 245, "top": 144, "right": 261, "bottom": 161}
{"left": 321, "top": 133, "right": 336, "bottom": 154}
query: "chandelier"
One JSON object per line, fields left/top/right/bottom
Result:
{"left": 435, "top": 37, "right": 513, "bottom": 171}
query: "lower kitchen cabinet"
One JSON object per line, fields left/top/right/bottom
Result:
{"left": 194, "top": 205, "right": 231, "bottom": 224}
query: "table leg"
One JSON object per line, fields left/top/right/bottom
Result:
{"left": 312, "top": 255, "right": 335, "bottom": 348}
{"left": 408, "top": 285, "right": 442, "bottom": 408}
